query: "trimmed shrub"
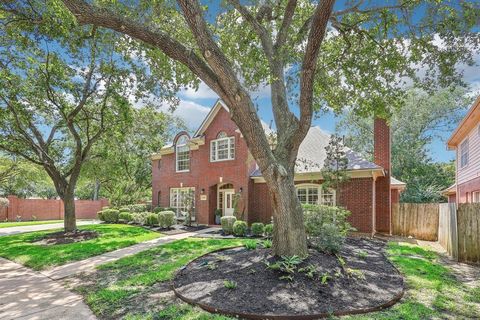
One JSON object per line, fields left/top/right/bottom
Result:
{"left": 97, "top": 210, "right": 104, "bottom": 221}
{"left": 119, "top": 204, "right": 149, "bottom": 213}
{"left": 233, "top": 220, "right": 248, "bottom": 237}
{"left": 303, "top": 204, "right": 354, "bottom": 254}
{"left": 153, "top": 207, "right": 164, "bottom": 214}
{"left": 119, "top": 212, "right": 133, "bottom": 223}
{"left": 158, "top": 211, "right": 176, "bottom": 228}
{"left": 251, "top": 222, "right": 265, "bottom": 237}
{"left": 99, "top": 209, "right": 120, "bottom": 223}
{"left": 145, "top": 213, "right": 159, "bottom": 226}
{"left": 264, "top": 223, "right": 274, "bottom": 237}
{"left": 221, "top": 216, "right": 236, "bottom": 235}
{"left": 132, "top": 212, "right": 147, "bottom": 225}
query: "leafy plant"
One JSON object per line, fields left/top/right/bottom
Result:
{"left": 263, "top": 260, "right": 281, "bottom": 271}
{"left": 279, "top": 275, "right": 293, "bottom": 282}
{"left": 223, "top": 280, "right": 237, "bottom": 290}
{"left": 279, "top": 255, "right": 304, "bottom": 274}
{"left": 251, "top": 222, "right": 265, "bottom": 237}
{"left": 232, "top": 220, "right": 248, "bottom": 237}
{"left": 261, "top": 239, "right": 272, "bottom": 248}
{"left": 320, "top": 273, "right": 331, "bottom": 285}
{"left": 206, "top": 262, "right": 217, "bottom": 270}
{"left": 299, "top": 264, "right": 316, "bottom": 279}
{"left": 98, "top": 209, "right": 120, "bottom": 223}
{"left": 118, "top": 212, "right": 133, "bottom": 223}
{"left": 346, "top": 268, "right": 365, "bottom": 280}
{"left": 220, "top": 216, "right": 236, "bottom": 235}
{"left": 244, "top": 240, "right": 257, "bottom": 250}
{"left": 357, "top": 250, "right": 368, "bottom": 259}
{"left": 303, "top": 204, "right": 354, "bottom": 253}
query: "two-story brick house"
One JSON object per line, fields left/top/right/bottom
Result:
{"left": 151, "top": 100, "right": 405, "bottom": 234}
{"left": 445, "top": 95, "right": 480, "bottom": 203}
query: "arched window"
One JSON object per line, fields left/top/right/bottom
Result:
{"left": 211, "top": 131, "right": 235, "bottom": 161}
{"left": 295, "top": 184, "right": 336, "bottom": 206}
{"left": 176, "top": 135, "right": 190, "bottom": 172}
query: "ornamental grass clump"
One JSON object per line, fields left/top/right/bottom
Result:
{"left": 302, "top": 204, "right": 354, "bottom": 254}
{"left": 220, "top": 216, "right": 236, "bottom": 234}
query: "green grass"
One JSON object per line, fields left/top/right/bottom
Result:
{"left": 0, "top": 224, "right": 161, "bottom": 270}
{"left": 74, "top": 239, "right": 480, "bottom": 320}
{"left": 75, "top": 238, "right": 248, "bottom": 319}
{"left": 0, "top": 220, "right": 65, "bottom": 228}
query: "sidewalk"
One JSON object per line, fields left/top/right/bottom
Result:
{"left": 0, "top": 220, "right": 99, "bottom": 237}
{"left": 42, "top": 227, "right": 220, "bottom": 280}
{"left": 0, "top": 258, "right": 96, "bottom": 320}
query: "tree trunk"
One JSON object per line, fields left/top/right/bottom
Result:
{"left": 63, "top": 192, "right": 77, "bottom": 232}
{"left": 268, "top": 173, "right": 308, "bottom": 257}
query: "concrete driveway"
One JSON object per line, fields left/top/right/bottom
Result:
{"left": 0, "top": 220, "right": 99, "bottom": 237}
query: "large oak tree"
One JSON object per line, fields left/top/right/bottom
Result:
{"left": 0, "top": 2, "right": 187, "bottom": 232}
{"left": 61, "top": 0, "right": 478, "bottom": 255}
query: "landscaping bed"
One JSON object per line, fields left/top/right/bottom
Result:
{"left": 32, "top": 229, "right": 99, "bottom": 245}
{"left": 173, "top": 238, "right": 403, "bottom": 318}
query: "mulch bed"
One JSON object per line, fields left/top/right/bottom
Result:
{"left": 145, "top": 224, "right": 210, "bottom": 235}
{"left": 173, "top": 238, "right": 404, "bottom": 319}
{"left": 32, "top": 230, "right": 99, "bottom": 245}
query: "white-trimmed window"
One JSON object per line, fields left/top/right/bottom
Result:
{"left": 210, "top": 131, "right": 235, "bottom": 161}
{"left": 295, "top": 184, "right": 336, "bottom": 206}
{"left": 460, "top": 138, "right": 469, "bottom": 168}
{"left": 176, "top": 135, "right": 190, "bottom": 172}
{"left": 170, "top": 187, "right": 195, "bottom": 219}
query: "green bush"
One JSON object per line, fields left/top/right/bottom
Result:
{"left": 221, "top": 216, "right": 236, "bottom": 234}
{"left": 119, "top": 204, "right": 149, "bottom": 213}
{"left": 264, "top": 223, "right": 274, "bottom": 237}
{"left": 145, "top": 213, "right": 159, "bottom": 226}
{"left": 302, "top": 204, "right": 354, "bottom": 254}
{"left": 118, "top": 212, "right": 133, "bottom": 223}
{"left": 97, "top": 210, "right": 104, "bottom": 221}
{"left": 153, "top": 207, "right": 164, "bottom": 214}
{"left": 158, "top": 211, "right": 176, "bottom": 228}
{"left": 132, "top": 212, "right": 147, "bottom": 225}
{"left": 233, "top": 220, "right": 248, "bottom": 237}
{"left": 98, "top": 209, "right": 120, "bottom": 223}
{"left": 251, "top": 222, "right": 265, "bottom": 237}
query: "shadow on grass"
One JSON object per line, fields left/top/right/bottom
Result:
{"left": 0, "top": 224, "right": 161, "bottom": 270}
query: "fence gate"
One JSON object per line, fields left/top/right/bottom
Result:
{"left": 438, "top": 203, "right": 458, "bottom": 260}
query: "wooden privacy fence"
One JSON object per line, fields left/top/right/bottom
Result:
{"left": 391, "top": 203, "right": 439, "bottom": 241}
{"left": 393, "top": 202, "right": 480, "bottom": 264}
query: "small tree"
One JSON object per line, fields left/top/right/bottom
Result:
{"left": 321, "top": 135, "right": 349, "bottom": 205}
{"left": 183, "top": 190, "right": 195, "bottom": 227}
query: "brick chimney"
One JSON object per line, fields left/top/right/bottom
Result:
{"left": 374, "top": 118, "right": 391, "bottom": 234}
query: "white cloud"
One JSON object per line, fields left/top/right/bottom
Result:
{"left": 164, "top": 100, "right": 211, "bottom": 130}
{"left": 179, "top": 82, "right": 218, "bottom": 100}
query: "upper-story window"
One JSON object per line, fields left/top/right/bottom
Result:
{"left": 210, "top": 131, "right": 235, "bottom": 162}
{"left": 460, "top": 138, "right": 469, "bottom": 168}
{"left": 176, "top": 135, "right": 190, "bottom": 172}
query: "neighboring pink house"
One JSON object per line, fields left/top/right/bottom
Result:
{"left": 445, "top": 95, "right": 480, "bottom": 203}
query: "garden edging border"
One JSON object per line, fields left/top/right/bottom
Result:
{"left": 172, "top": 245, "right": 405, "bottom": 320}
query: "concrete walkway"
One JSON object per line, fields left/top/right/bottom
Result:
{"left": 0, "top": 258, "right": 96, "bottom": 320}
{"left": 42, "top": 227, "right": 220, "bottom": 280}
{"left": 0, "top": 220, "right": 99, "bottom": 237}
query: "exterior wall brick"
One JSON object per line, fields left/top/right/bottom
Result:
{"left": 248, "top": 178, "right": 375, "bottom": 234}
{"left": 2, "top": 196, "right": 108, "bottom": 221}
{"left": 374, "top": 118, "right": 391, "bottom": 233}
{"left": 457, "top": 176, "right": 480, "bottom": 203}
{"left": 152, "top": 107, "right": 256, "bottom": 224}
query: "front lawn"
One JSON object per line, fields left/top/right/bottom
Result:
{"left": 0, "top": 224, "right": 161, "bottom": 270}
{"left": 0, "top": 220, "right": 65, "bottom": 228}
{"left": 71, "top": 238, "right": 480, "bottom": 320}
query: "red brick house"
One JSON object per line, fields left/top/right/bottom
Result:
{"left": 444, "top": 95, "right": 480, "bottom": 204}
{"left": 151, "top": 100, "right": 405, "bottom": 234}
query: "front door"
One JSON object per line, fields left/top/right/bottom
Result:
{"left": 224, "top": 191, "right": 235, "bottom": 216}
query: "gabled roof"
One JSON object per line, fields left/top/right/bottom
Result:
{"left": 250, "top": 126, "right": 382, "bottom": 177}
{"left": 447, "top": 95, "right": 480, "bottom": 149}
{"left": 391, "top": 177, "right": 406, "bottom": 190}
